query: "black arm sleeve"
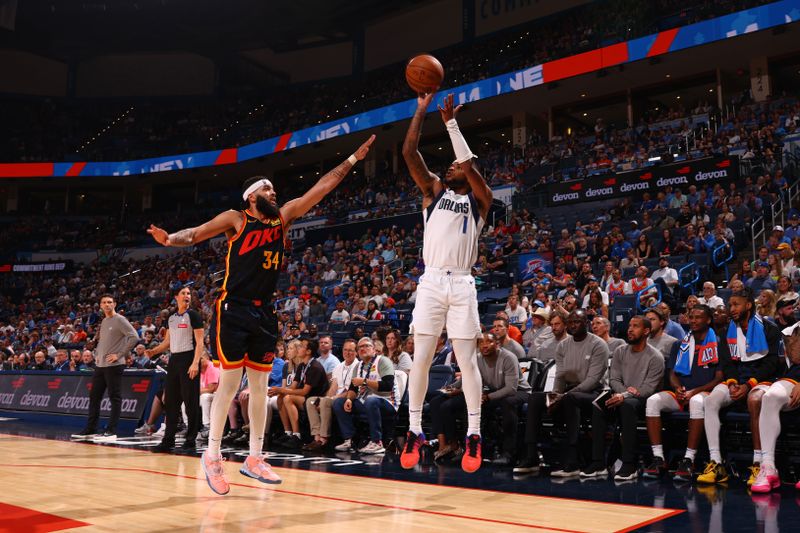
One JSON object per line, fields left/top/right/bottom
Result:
{"left": 377, "top": 374, "right": 395, "bottom": 392}
{"left": 188, "top": 310, "right": 203, "bottom": 329}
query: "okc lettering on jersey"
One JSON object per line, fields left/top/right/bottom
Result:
{"left": 437, "top": 197, "right": 470, "bottom": 214}
{"left": 239, "top": 226, "right": 282, "bottom": 255}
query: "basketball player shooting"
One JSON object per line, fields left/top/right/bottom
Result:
{"left": 400, "top": 92, "right": 492, "bottom": 473}
{"left": 147, "top": 134, "right": 375, "bottom": 494}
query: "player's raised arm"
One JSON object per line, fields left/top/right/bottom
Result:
{"left": 402, "top": 93, "right": 442, "bottom": 203}
{"left": 147, "top": 209, "right": 242, "bottom": 247}
{"left": 280, "top": 134, "right": 375, "bottom": 226}
{"left": 438, "top": 93, "right": 493, "bottom": 220}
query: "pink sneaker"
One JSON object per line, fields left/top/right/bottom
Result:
{"left": 751, "top": 465, "right": 780, "bottom": 493}
{"left": 201, "top": 451, "right": 230, "bottom": 495}
{"left": 240, "top": 455, "right": 282, "bottom": 485}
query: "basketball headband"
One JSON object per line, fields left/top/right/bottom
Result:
{"left": 242, "top": 178, "right": 273, "bottom": 201}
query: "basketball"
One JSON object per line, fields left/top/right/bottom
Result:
{"left": 405, "top": 54, "right": 444, "bottom": 94}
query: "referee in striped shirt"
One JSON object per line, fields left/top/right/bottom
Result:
{"left": 146, "top": 286, "right": 205, "bottom": 452}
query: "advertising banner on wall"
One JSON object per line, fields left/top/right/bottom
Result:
{"left": 1, "top": 1, "right": 796, "bottom": 179}
{"left": 546, "top": 156, "right": 739, "bottom": 206}
{"left": 0, "top": 371, "right": 157, "bottom": 419}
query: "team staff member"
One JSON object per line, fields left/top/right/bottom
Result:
{"left": 148, "top": 134, "right": 375, "bottom": 495}
{"left": 146, "top": 286, "right": 205, "bottom": 452}
{"left": 71, "top": 294, "right": 139, "bottom": 442}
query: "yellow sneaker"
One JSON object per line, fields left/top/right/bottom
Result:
{"left": 696, "top": 461, "right": 729, "bottom": 484}
{"left": 747, "top": 464, "right": 760, "bottom": 487}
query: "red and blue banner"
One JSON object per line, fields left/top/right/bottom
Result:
{"left": 1, "top": 0, "right": 798, "bottom": 178}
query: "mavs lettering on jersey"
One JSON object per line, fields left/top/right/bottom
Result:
{"left": 423, "top": 188, "right": 484, "bottom": 271}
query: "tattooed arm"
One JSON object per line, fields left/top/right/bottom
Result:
{"left": 280, "top": 134, "right": 375, "bottom": 226}
{"left": 147, "top": 210, "right": 242, "bottom": 247}
{"left": 402, "top": 93, "right": 442, "bottom": 208}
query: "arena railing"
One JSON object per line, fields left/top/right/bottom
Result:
{"left": 713, "top": 242, "right": 735, "bottom": 282}
{"left": 635, "top": 284, "right": 661, "bottom": 313}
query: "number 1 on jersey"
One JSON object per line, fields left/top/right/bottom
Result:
{"left": 462, "top": 216, "right": 468, "bottom": 234}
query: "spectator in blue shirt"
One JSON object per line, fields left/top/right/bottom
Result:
{"left": 785, "top": 215, "right": 800, "bottom": 241}
{"left": 611, "top": 234, "right": 632, "bottom": 260}
{"left": 625, "top": 221, "right": 641, "bottom": 243}
{"left": 747, "top": 262, "right": 778, "bottom": 293}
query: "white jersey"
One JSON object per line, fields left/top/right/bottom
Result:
{"left": 423, "top": 188, "right": 484, "bottom": 271}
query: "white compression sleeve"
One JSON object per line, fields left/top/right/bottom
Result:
{"left": 207, "top": 366, "right": 244, "bottom": 458}
{"left": 445, "top": 119, "right": 475, "bottom": 164}
{"left": 246, "top": 367, "right": 269, "bottom": 457}
{"left": 451, "top": 338, "right": 482, "bottom": 436}
{"left": 408, "top": 333, "right": 438, "bottom": 435}
{"left": 759, "top": 381, "right": 793, "bottom": 468}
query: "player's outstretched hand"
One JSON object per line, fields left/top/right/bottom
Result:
{"left": 147, "top": 224, "right": 169, "bottom": 246}
{"left": 417, "top": 92, "right": 435, "bottom": 109}
{"left": 438, "top": 93, "right": 462, "bottom": 123}
{"left": 354, "top": 134, "right": 376, "bottom": 161}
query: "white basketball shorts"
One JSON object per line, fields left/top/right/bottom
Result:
{"left": 410, "top": 268, "right": 481, "bottom": 340}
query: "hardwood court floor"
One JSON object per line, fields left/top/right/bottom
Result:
{"left": 0, "top": 434, "right": 679, "bottom": 533}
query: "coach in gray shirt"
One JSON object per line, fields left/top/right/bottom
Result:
{"left": 72, "top": 294, "right": 139, "bottom": 442}
{"left": 584, "top": 316, "right": 664, "bottom": 480}
{"left": 516, "top": 310, "right": 610, "bottom": 476}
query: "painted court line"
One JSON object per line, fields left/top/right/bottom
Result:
{"left": 0, "top": 433, "right": 682, "bottom": 533}
{"left": 0, "top": 462, "right": 675, "bottom": 533}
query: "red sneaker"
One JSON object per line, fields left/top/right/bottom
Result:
{"left": 400, "top": 431, "right": 426, "bottom": 469}
{"left": 461, "top": 434, "right": 482, "bottom": 474}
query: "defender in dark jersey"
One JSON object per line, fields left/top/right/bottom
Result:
{"left": 148, "top": 133, "right": 375, "bottom": 495}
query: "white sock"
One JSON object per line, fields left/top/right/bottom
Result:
{"left": 293, "top": 432, "right": 301, "bottom": 438}
{"left": 207, "top": 366, "right": 244, "bottom": 458}
{"left": 246, "top": 368, "right": 269, "bottom": 457}
{"left": 651, "top": 444, "right": 664, "bottom": 459}
{"left": 753, "top": 449, "right": 763, "bottom": 465}
{"left": 685, "top": 448, "right": 697, "bottom": 461}
{"left": 452, "top": 338, "right": 481, "bottom": 437}
{"left": 407, "top": 333, "right": 438, "bottom": 435}
{"left": 285, "top": 430, "right": 292, "bottom": 436}
{"left": 709, "top": 448, "right": 722, "bottom": 464}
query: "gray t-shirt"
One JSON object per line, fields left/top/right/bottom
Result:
{"left": 554, "top": 333, "right": 610, "bottom": 394}
{"left": 453, "top": 348, "right": 531, "bottom": 398}
{"left": 648, "top": 333, "right": 678, "bottom": 360}
{"left": 502, "top": 337, "right": 527, "bottom": 360}
{"left": 95, "top": 314, "right": 140, "bottom": 368}
{"left": 609, "top": 343, "right": 665, "bottom": 398}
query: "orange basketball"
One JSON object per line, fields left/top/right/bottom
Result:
{"left": 405, "top": 54, "right": 444, "bottom": 94}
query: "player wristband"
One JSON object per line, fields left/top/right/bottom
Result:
{"left": 347, "top": 154, "right": 358, "bottom": 165}
{"left": 445, "top": 118, "right": 476, "bottom": 164}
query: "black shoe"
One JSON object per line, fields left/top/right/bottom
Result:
{"left": 673, "top": 458, "right": 695, "bottom": 482}
{"left": 151, "top": 441, "right": 175, "bottom": 453}
{"left": 70, "top": 428, "right": 99, "bottom": 440}
{"left": 199, "top": 425, "right": 210, "bottom": 440}
{"left": 493, "top": 452, "right": 513, "bottom": 467}
{"left": 580, "top": 462, "right": 609, "bottom": 478}
{"left": 222, "top": 429, "right": 243, "bottom": 444}
{"left": 551, "top": 465, "right": 581, "bottom": 477}
{"left": 284, "top": 435, "right": 303, "bottom": 449}
{"left": 94, "top": 432, "right": 117, "bottom": 443}
{"left": 273, "top": 433, "right": 292, "bottom": 447}
{"left": 181, "top": 438, "right": 197, "bottom": 450}
{"left": 643, "top": 456, "right": 667, "bottom": 479}
{"left": 233, "top": 431, "right": 250, "bottom": 445}
{"left": 614, "top": 463, "right": 638, "bottom": 481}
{"left": 513, "top": 457, "right": 540, "bottom": 474}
